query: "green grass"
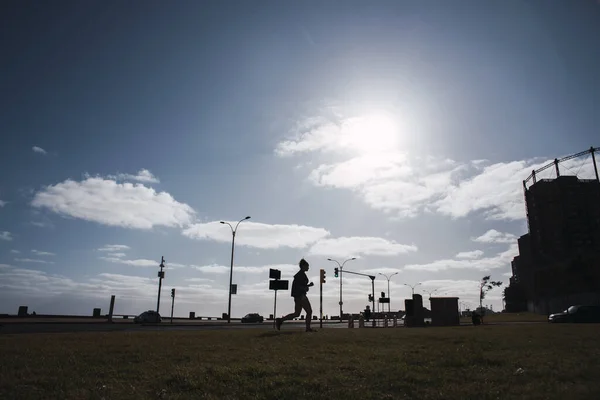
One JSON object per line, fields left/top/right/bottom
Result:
{"left": 1, "top": 324, "right": 599, "bottom": 399}
{"left": 460, "top": 312, "right": 547, "bottom": 324}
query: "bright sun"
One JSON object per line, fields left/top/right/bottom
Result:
{"left": 340, "top": 113, "right": 400, "bottom": 154}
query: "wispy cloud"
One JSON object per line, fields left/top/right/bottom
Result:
{"left": 32, "top": 177, "right": 195, "bottom": 230}
{"left": 14, "top": 258, "right": 55, "bottom": 264}
{"left": 405, "top": 243, "right": 517, "bottom": 272}
{"left": 10, "top": 250, "right": 20, "bottom": 254}
{"left": 472, "top": 229, "right": 517, "bottom": 244}
{"left": 0, "top": 231, "right": 13, "bottom": 241}
{"left": 32, "top": 146, "right": 47, "bottom": 155}
{"left": 112, "top": 169, "right": 160, "bottom": 184}
{"left": 98, "top": 244, "right": 130, "bottom": 252}
{"left": 100, "top": 257, "right": 160, "bottom": 267}
{"left": 455, "top": 250, "right": 484, "bottom": 259}
{"left": 0, "top": 200, "right": 6, "bottom": 207}
{"left": 308, "top": 236, "right": 417, "bottom": 258}
{"left": 31, "top": 250, "right": 56, "bottom": 256}
{"left": 276, "top": 116, "right": 598, "bottom": 221}
{"left": 182, "top": 221, "right": 330, "bottom": 249}
{"left": 100, "top": 256, "right": 185, "bottom": 268}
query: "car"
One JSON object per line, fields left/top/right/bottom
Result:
{"left": 241, "top": 313, "right": 264, "bottom": 323}
{"left": 548, "top": 305, "right": 600, "bottom": 323}
{"left": 134, "top": 310, "right": 162, "bottom": 324}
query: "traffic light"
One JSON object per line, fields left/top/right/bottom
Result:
{"left": 320, "top": 269, "right": 326, "bottom": 284}
{"left": 368, "top": 294, "right": 373, "bottom": 302}
{"left": 334, "top": 267, "right": 339, "bottom": 278}
{"left": 171, "top": 288, "right": 176, "bottom": 298}
{"left": 381, "top": 292, "right": 385, "bottom": 299}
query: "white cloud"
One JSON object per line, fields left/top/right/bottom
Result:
{"left": 455, "top": 250, "right": 484, "bottom": 259}
{"left": 98, "top": 244, "right": 130, "bottom": 252}
{"left": 100, "top": 257, "right": 161, "bottom": 267}
{"left": 31, "top": 250, "right": 56, "bottom": 256}
{"left": 32, "top": 177, "right": 195, "bottom": 230}
{"left": 277, "top": 116, "right": 598, "bottom": 221}
{"left": 105, "top": 252, "right": 126, "bottom": 258}
{"left": 113, "top": 169, "right": 160, "bottom": 184}
{"left": 30, "top": 221, "right": 52, "bottom": 228}
{"left": 308, "top": 236, "right": 417, "bottom": 258}
{"left": 405, "top": 243, "right": 517, "bottom": 272}
{"left": 0, "top": 200, "right": 6, "bottom": 207}
{"left": 191, "top": 264, "right": 229, "bottom": 274}
{"left": 191, "top": 264, "right": 299, "bottom": 275}
{"left": 472, "top": 229, "right": 517, "bottom": 244}
{"left": 182, "top": 221, "right": 330, "bottom": 249}
{"left": 1, "top": 231, "right": 13, "bottom": 241}
{"left": 32, "top": 146, "right": 47, "bottom": 155}
{"left": 14, "top": 258, "right": 55, "bottom": 264}
{"left": 10, "top": 250, "right": 20, "bottom": 254}
{"left": 358, "top": 267, "right": 403, "bottom": 276}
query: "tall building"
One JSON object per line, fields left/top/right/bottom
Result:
{"left": 505, "top": 147, "right": 600, "bottom": 314}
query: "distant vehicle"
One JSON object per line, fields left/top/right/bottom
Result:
{"left": 134, "top": 310, "right": 162, "bottom": 324}
{"left": 241, "top": 313, "right": 264, "bottom": 323}
{"left": 548, "top": 305, "right": 600, "bottom": 323}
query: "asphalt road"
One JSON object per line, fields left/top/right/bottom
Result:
{"left": 0, "top": 320, "right": 348, "bottom": 335}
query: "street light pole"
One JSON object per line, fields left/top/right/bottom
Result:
{"left": 404, "top": 282, "right": 422, "bottom": 297}
{"left": 221, "top": 216, "right": 251, "bottom": 324}
{"left": 378, "top": 272, "right": 399, "bottom": 312}
{"left": 327, "top": 257, "right": 356, "bottom": 322}
{"left": 423, "top": 288, "right": 439, "bottom": 300}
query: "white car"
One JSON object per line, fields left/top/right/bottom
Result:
{"left": 134, "top": 310, "right": 162, "bottom": 324}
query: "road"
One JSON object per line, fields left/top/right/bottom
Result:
{"left": 0, "top": 320, "right": 348, "bottom": 334}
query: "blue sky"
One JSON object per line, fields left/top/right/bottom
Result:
{"left": 1, "top": 1, "right": 599, "bottom": 317}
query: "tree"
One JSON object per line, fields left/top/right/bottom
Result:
{"left": 480, "top": 275, "right": 502, "bottom": 310}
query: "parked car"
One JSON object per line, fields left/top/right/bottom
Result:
{"left": 134, "top": 310, "right": 162, "bottom": 324}
{"left": 241, "top": 313, "right": 264, "bottom": 323}
{"left": 548, "top": 305, "right": 600, "bottom": 323}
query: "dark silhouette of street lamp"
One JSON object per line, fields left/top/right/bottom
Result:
{"left": 221, "top": 216, "right": 251, "bottom": 323}
{"left": 378, "top": 272, "right": 399, "bottom": 312}
{"left": 404, "top": 282, "right": 422, "bottom": 297}
{"left": 327, "top": 257, "right": 356, "bottom": 322}
{"left": 422, "top": 288, "right": 439, "bottom": 299}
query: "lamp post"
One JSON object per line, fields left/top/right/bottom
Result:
{"left": 404, "top": 282, "right": 422, "bottom": 297}
{"left": 378, "top": 272, "right": 399, "bottom": 312}
{"left": 221, "top": 216, "right": 251, "bottom": 323}
{"left": 327, "top": 257, "right": 356, "bottom": 322}
{"left": 422, "top": 288, "right": 439, "bottom": 299}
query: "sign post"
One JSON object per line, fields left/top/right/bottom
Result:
{"left": 156, "top": 257, "right": 166, "bottom": 314}
{"left": 269, "top": 269, "right": 289, "bottom": 329}
{"left": 170, "top": 288, "right": 176, "bottom": 324}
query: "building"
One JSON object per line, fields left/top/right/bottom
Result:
{"left": 506, "top": 147, "right": 600, "bottom": 314}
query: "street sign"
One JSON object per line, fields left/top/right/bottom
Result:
{"left": 231, "top": 284, "right": 237, "bottom": 295}
{"left": 269, "top": 280, "right": 289, "bottom": 290}
{"left": 269, "top": 269, "right": 281, "bottom": 280}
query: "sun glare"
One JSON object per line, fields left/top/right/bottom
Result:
{"left": 340, "top": 113, "right": 400, "bottom": 154}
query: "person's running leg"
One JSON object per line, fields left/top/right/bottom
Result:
{"left": 276, "top": 297, "right": 302, "bottom": 330}
{"left": 301, "top": 295, "right": 314, "bottom": 331}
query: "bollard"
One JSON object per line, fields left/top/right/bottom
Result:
{"left": 359, "top": 315, "right": 365, "bottom": 328}
{"left": 384, "top": 317, "right": 389, "bottom": 328}
{"left": 348, "top": 315, "right": 354, "bottom": 328}
{"left": 393, "top": 316, "right": 397, "bottom": 327}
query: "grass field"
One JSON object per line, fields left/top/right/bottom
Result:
{"left": 1, "top": 324, "right": 599, "bottom": 400}
{"left": 460, "top": 312, "right": 548, "bottom": 324}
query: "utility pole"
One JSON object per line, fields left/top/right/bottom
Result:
{"left": 156, "top": 256, "right": 165, "bottom": 314}
{"left": 327, "top": 257, "right": 356, "bottom": 322}
{"left": 221, "top": 216, "right": 251, "bottom": 323}
{"left": 170, "top": 288, "right": 176, "bottom": 324}
{"left": 404, "top": 282, "right": 421, "bottom": 297}
{"left": 378, "top": 272, "right": 399, "bottom": 313}
{"left": 319, "top": 269, "right": 326, "bottom": 329}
